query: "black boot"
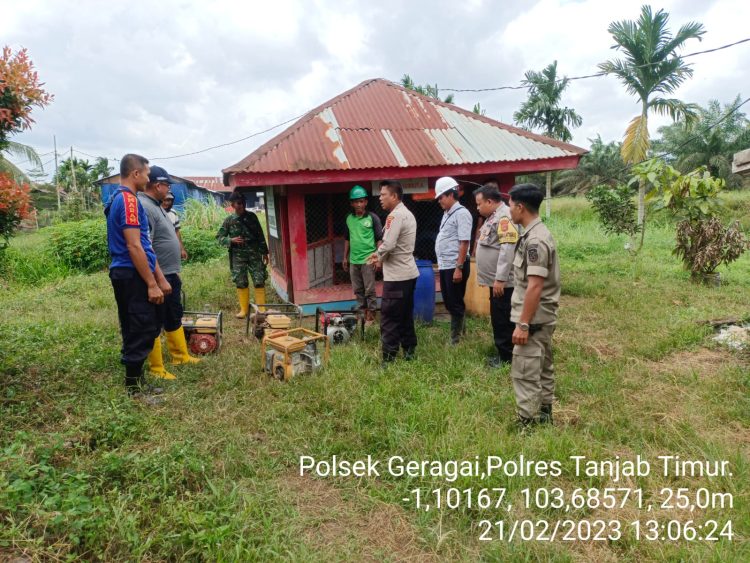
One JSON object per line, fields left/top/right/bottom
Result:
{"left": 540, "top": 404, "right": 553, "bottom": 425}
{"left": 486, "top": 356, "right": 509, "bottom": 368}
{"left": 381, "top": 351, "right": 397, "bottom": 368}
{"left": 516, "top": 415, "right": 536, "bottom": 431}
{"left": 125, "top": 363, "right": 142, "bottom": 395}
{"left": 450, "top": 315, "right": 463, "bottom": 345}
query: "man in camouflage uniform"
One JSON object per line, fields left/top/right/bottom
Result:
{"left": 217, "top": 191, "right": 269, "bottom": 318}
{"left": 508, "top": 184, "right": 561, "bottom": 428}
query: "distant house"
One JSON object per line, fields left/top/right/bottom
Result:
{"left": 223, "top": 78, "right": 586, "bottom": 312}
{"left": 95, "top": 173, "right": 224, "bottom": 211}
{"left": 733, "top": 148, "right": 750, "bottom": 177}
{"left": 183, "top": 176, "right": 264, "bottom": 208}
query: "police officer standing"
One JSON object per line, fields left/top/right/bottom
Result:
{"left": 474, "top": 184, "right": 518, "bottom": 367}
{"left": 105, "top": 154, "right": 171, "bottom": 397}
{"left": 367, "top": 180, "right": 419, "bottom": 364}
{"left": 138, "top": 166, "right": 201, "bottom": 381}
{"left": 507, "top": 184, "right": 561, "bottom": 427}
{"left": 434, "top": 177, "right": 473, "bottom": 345}
{"left": 217, "top": 192, "right": 269, "bottom": 318}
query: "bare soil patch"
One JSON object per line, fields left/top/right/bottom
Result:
{"left": 281, "top": 473, "right": 437, "bottom": 562}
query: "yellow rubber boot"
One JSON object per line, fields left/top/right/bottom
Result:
{"left": 254, "top": 286, "right": 266, "bottom": 306}
{"left": 166, "top": 327, "right": 201, "bottom": 365}
{"left": 147, "top": 337, "right": 176, "bottom": 380}
{"left": 236, "top": 287, "right": 250, "bottom": 318}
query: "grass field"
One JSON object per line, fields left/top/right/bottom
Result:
{"left": 1, "top": 196, "right": 749, "bottom": 561}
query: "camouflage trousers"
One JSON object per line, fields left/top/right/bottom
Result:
{"left": 230, "top": 254, "right": 267, "bottom": 289}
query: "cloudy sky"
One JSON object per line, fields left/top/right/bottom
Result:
{"left": 2, "top": 0, "right": 748, "bottom": 179}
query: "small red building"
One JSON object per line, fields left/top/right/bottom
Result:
{"left": 223, "top": 79, "right": 585, "bottom": 312}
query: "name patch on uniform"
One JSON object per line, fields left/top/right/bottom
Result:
{"left": 497, "top": 217, "right": 519, "bottom": 244}
{"left": 123, "top": 192, "right": 139, "bottom": 226}
{"left": 527, "top": 244, "right": 539, "bottom": 263}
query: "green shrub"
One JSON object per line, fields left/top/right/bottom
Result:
{"left": 586, "top": 184, "right": 640, "bottom": 237}
{"left": 182, "top": 227, "right": 223, "bottom": 264}
{"left": 49, "top": 219, "right": 109, "bottom": 273}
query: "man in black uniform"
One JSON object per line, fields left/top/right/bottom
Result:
{"left": 105, "top": 154, "right": 171, "bottom": 398}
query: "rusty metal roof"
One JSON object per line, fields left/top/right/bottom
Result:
{"left": 183, "top": 176, "right": 231, "bottom": 192}
{"left": 223, "top": 78, "right": 586, "bottom": 176}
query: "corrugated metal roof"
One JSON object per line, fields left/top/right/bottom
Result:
{"left": 183, "top": 176, "right": 232, "bottom": 192}
{"left": 223, "top": 78, "right": 586, "bottom": 176}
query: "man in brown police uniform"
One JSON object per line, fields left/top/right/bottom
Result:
{"left": 474, "top": 183, "right": 518, "bottom": 367}
{"left": 368, "top": 180, "right": 419, "bottom": 365}
{"left": 507, "top": 184, "right": 561, "bottom": 428}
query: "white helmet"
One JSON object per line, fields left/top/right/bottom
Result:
{"left": 434, "top": 176, "right": 459, "bottom": 199}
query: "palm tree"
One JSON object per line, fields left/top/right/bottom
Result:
{"left": 400, "top": 74, "right": 455, "bottom": 104}
{"left": 91, "top": 157, "right": 113, "bottom": 182}
{"left": 0, "top": 140, "right": 43, "bottom": 182}
{"left": 513, "top": 60, "right": 582, "bottom": 217}
{"left": 555, "top": 135, "right": 628, "bottom": 195}
{"left": 653, "top": 96, "right": 750, "bottom": 188}
{"left": 599, "top": 4, "right": 705, "bottom": 225}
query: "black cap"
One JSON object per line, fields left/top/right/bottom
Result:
{"left": 148, "top": 165, "right": 176, "bottom": 184}
{"left": 229, "top": 191, "right": 246, "bottom": 203}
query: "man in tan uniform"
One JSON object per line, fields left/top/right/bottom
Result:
{"left": 474, "top": 184, "right": 518, "bottom": 367}
{"left": 368, "top": 180, "right": 419, "bottom": 365}
{"left": 508, "top": 184, "right": 561, "bottom": 427}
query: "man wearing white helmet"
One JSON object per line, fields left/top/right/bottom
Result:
{"left": 434, "top": 176, "right": 474, "bottom": 345}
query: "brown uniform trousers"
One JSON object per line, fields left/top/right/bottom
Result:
{"left": 510, "top": 217, "right": 560, "bottom": 420}
{"left": 510, "top": 324, "right": 556, "bottom": 419}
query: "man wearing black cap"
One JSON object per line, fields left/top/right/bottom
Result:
{"left": 138, "top": 165, "right": 200, "bottom": 379}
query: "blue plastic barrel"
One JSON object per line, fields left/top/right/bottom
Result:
{"left": 413, "top": 260, "right": 436, "bottom": 323}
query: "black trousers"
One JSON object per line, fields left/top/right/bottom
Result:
{"left": 439, "top": 259, "right": 470, "bottom": 317}
{"left": 162, "top": 273, "right": 183, "bottom": 332}
{"left": 380, "top": 278, "right": 417, "bottom": 356}
{"left": 490, "top": 286, "right": 514, "bottom": 362}
{"left": 110, "top": 268, "right": 163, "bottom": 369}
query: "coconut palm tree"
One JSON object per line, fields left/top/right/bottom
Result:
{"left": 400, "top": 74, "right": 455, "bottom": 104}
{"left": 513, "top": 60, "right": 582, "bottom": 217}
{"left": 0, "top": 140, "right": 43, "bottom": 182}
{"left": 599, "top": 4, "right": 705, "bottom": 225}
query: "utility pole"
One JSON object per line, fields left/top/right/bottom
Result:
{"left": 53, "top": 135, "right": 60, "bottom": 211}
{"left": 70, "top": 146, "right": 77, "bottom": 193}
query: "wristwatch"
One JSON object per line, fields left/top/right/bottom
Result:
{"left": 455, "top": 263, "right": 464, "bottom": 270}
{"left": 518, "top": 322, "right": 530, "bottom": 332}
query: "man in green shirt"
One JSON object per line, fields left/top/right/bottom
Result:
{"left": 343, "top": 185, "right": 383, "bottom": 324}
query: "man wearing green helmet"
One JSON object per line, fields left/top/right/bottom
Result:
{"left": 343, "top": 185, "right": 383, "bottom": 324}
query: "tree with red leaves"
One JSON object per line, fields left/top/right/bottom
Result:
{"left": 0, "top": 46, "right": 52, "bottom": 247}
{"left": 0, "top": 174, "right": 31, "bottom": 249}
{"left": 0, "top": 46, "right": 53, "bottom": 149}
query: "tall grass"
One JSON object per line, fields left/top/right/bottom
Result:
{"left": 181, "top": 199, "right": 227, "bottom": 231}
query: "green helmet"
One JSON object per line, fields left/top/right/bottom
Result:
{"left": 349, "top": 185, "right": 368, "bottom": 200}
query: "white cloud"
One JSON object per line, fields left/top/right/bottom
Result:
{"left": 3, "top": 0, "right": 747, "bottom": 178}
